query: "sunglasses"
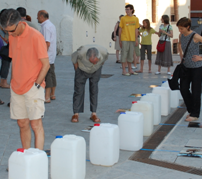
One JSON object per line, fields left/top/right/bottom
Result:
{"left": 4, "top": 23, "right": 19, "bottom": 33}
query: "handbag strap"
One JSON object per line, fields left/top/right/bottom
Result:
{"left": 181, "top": 32, "right": 195, "bottom": 64}
{"left": 164, "top": 25, "right": 170, "bottom": 41}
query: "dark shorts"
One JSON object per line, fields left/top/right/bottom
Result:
{"left": 141, "top": 45, "right": 152, "bottom": 60}
{"left": 45, "top": 64, "right": 56, "bottom": 88}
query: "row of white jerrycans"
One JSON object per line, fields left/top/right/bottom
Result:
{"left": 9, "top": 118, "right": 148, "bottom": 179}
{"left": 9, "top": 124, "right": 118, "bottom": 179}
{"left": 129, "top": 80, "right": 183, "bottom": 137}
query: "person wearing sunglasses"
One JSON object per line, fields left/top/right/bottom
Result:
{"left": 0, "top": 9, "right": 50, "bottom": 150}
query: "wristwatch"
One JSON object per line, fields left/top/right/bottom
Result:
{"left": 35, "top": 83, "right": 41, "bottom": 89}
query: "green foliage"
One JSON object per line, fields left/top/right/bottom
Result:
{"left": 66, "top": 0, "right": 99, "bottom": 26}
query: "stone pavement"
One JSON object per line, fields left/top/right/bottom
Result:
{"left": 0, "top": 54, "right": 201, "bottom": 178}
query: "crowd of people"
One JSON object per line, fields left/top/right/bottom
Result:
{"left": 113, "top": 5, "right": 174, "bottom": 75}
{"left": 0, "top": 4, "right": 202, "bottom": 157}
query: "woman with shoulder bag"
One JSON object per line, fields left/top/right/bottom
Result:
{"left": 177, "top": 17, "right": 202, "bottom": 122}
{"left": 155, "top": 15, "right": 173, "bottom": 75}
{"left": 113, "top": 15, "right": 124, "bottom": 63}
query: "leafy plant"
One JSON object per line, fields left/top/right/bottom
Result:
{"left": 66, "top": 0, "right": 99, "bottom": 26}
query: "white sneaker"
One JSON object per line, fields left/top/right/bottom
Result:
{"left": 167, "top": 72, "right": 171, "bottom": 75}
{"left": 155, "top": 71, "right": 161, "bottom": 75}
{"left": 132, "top": 65, "right": 137, "bottom": 69}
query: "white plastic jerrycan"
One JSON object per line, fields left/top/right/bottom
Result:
{"left": 118, "top": 111, "right": 143, "bottom": 151}
{"left": 131, "top": 101, "right": 154, "bottom": 136}
{"left": 140, "top": 93, "right": 161, "bottom": 125}
{"left": 90, "top": 123, "right": 119, "bottom": 166}
{"left": 162, "top": 81, "right": 179, "bottom": 108}
{"left": 152, "top": 87, "right": 170, "bottom": 116}
{"left": 51, "top": 135, "right": 86, "bottom": 179}
{"left": 9, "top": 148, "right": 48, "bottom": 179}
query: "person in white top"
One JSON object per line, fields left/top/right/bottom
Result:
{"left": 37, "top": 10, "right": 57, "bottom": 103}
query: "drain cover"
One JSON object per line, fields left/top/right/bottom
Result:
{"left": 101, "top": 74, "right": 113, "bottom": 78}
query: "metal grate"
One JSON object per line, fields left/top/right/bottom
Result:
{"left": 129, "top": 104, "right": 202, "bottom": 176}
{"left": 101, "top": 74, "right": 113, "bottom": 78}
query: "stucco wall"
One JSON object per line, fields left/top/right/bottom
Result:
{"left": 0, "top": 0, "right": 74, "bottom": 55}
{"left": 73, "top": 0, "right": 125, "bottom": 54}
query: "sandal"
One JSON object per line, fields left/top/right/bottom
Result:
{"left": 116, "top": 60, "right": 121, "bottom": 63}
{"left": 130, "top": 72, "right": 138, "bottom": 75}
{"left": 71, "top": 114, "right": 79, "bottom": 123}
{"left": 50, "top": 95, "right": 56, "bottom": 100}
{"left": 45, "top": 98, "right": 51, "bottom": 103}
{"left": 185, "top": 116, "right": 198, "bottom": 122}
{"left": 122, "top": 73, "right": 130, "bottom": 76}
{"left": 90, "top": 114, "right": 101, "bottom": 123}
{"left": 0, "top": 99, "right": 4, "bottom": 105}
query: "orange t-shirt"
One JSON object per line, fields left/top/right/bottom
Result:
{"left": 9, "top": 22, "right": 49, "bottom": 95}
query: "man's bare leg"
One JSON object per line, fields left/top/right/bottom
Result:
{"left": 30, "top": 118, "right": 44, "bottom": 150}
{"left": 122, "top": 62, "right": 127, "bottom": 74}
{"left": 17, "top": 119, "right": 31, "bottom": 149}
{"left": 50, "top": 87, "right": 56, "bottom": 99}
{"left": 128, "top": 62, "right": 134, "bottom": 73}
{"left": 45, "top": 88, "right": 51, "bottom": 102}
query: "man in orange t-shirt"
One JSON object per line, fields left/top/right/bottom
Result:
{"left": 0, "top": 9, "right": 50, "bottom": 150}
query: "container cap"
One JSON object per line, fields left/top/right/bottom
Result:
{"left": 120, "top": 112, "right": 126, "bottom": 114}
{"left": 141, "top": 94, "right": 146, "bottom": 96}
{"left": 56, "top": 135, "right": 63, "bottom": 138}
{"left": 94, "top": 124, "right": 100, "bottom": 126}
{"left": 132, "top": 101, "right": 137, "bottom": 104}
{"left": 17, "top": 148, "right": 24, "bottom": 153}
{"left": 162, "top": 81, "right": 166, "bottom": 83}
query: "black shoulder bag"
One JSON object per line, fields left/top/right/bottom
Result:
{"left": 168, "top": 33, "right": 195, "bottom": 90}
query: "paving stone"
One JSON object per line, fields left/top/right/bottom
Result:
{"left": 1, "top": 54, "right": 200, "bottom": 179}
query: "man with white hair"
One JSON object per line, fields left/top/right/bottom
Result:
{"left": 71, "top": 45, "right": 108, "bottom": 123}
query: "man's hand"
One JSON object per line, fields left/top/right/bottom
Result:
{"left": 73, "top": 62, "right": 78, "bottom": 70}
{"left": 192, "top": 55, "right": 202, "bottom": 62}
{"left": 36, "top": 57, "right": 50, "bottom": 85}
{"left": 135, "top": 40, "right": 138, "bottom": 47}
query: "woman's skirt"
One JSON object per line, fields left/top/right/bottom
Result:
{"left": 155, "top": 41, "right": 173, "bottom": 67}
{"left": 115, "top": 36, "right": 121, "bottom": 50}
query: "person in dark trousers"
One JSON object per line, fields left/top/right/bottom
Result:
{"left": 177, "top": 17, "right": 202, "bottom": 122}
{"left": 71, "top": 45, "right": 108, "bottom": 123}
{"left": 0, "top": 9, "right": 10, "bottom": 89}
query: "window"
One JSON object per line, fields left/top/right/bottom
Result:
{"left": 171, "top": 0, "right": 178, "bottom": 22}
{"left": 173, "top": 43, "right": 178, "bottom": 54}
{"left": 173, "top": 39, "right": 178, "bottom": 54}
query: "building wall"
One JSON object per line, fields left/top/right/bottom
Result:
{"left": 72, "top": 0, "right": 125, "bottom": 53}
{"left": 0, "top": 0, "right": 126, "bottom": 55}
{"left": 0, "top": 0, "right": 74, "bottom": 55}
{"left": 125, "top": 0, "right": 190, "bottom": 53}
